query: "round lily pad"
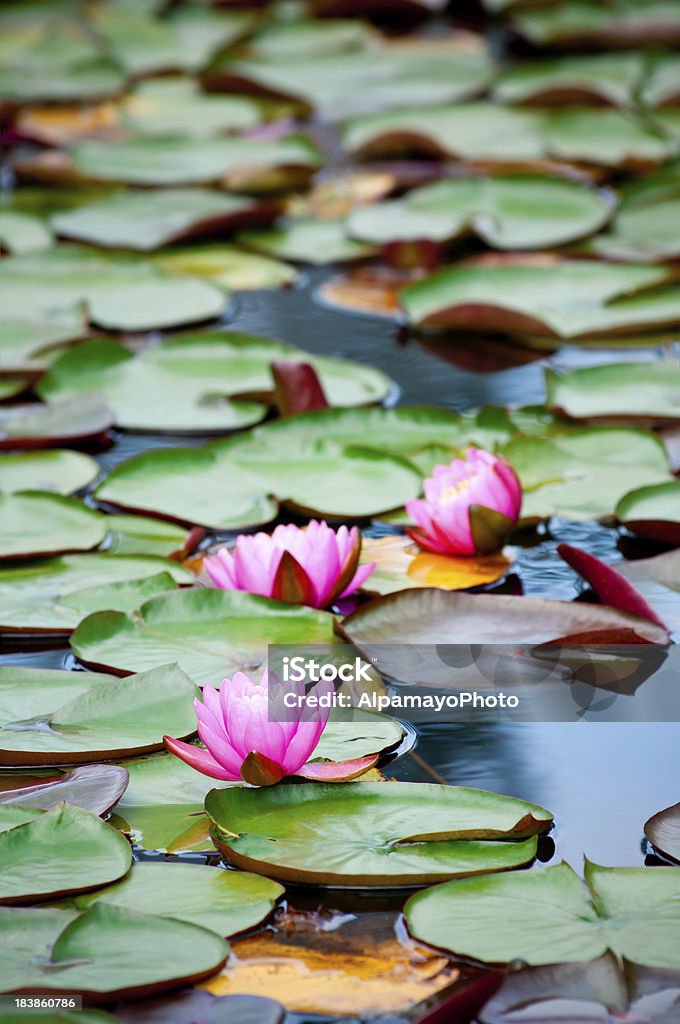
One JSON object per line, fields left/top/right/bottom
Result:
{"left": 0, "top": 449, "right": 99, "bottom": 495}
{"left": 615, "top": 482, "right": 680, "bottom": 545}
{"left": 71, "top": 588, "right": 335, "bottom": 686}
{"left": 153, "top": 245, "right": 297, "bottom": 291}
{"left": 546, "top": 363, "right": 680, "bottom": 424}
{"left": 0, "top": 803, "right": 132, "bottom": 904}
{"left": 0, "top": 663, "right": 200, "bottom": 766}
{"left": 0, "top": 554, "right": 194, "bottom": 634}
{"left": 0, "top": 492, "right": 106, "bottom": 560}
{"left": 0, "top": 903, "right": 229, "bottom": 998}
{"left": 205, "top": 781, "right": 552, "bottom": 886}
{"left": 405, "top": 860, "right": 680, "bottom": 969}
{"left": 0, "top": 396, "right": 114, "bottom": 450}
{"left": 70, "top": 863, "right": 284, "bottom": 937}
{"left": 121, "top": 77, "right": 263, "bottom": 139}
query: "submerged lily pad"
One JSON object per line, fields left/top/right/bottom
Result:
{"left": 38, "top": 333, "right": 392, "bottom": 433}
{"left": 70, "top": 588, "right": 334, "bottom": 685}
{"left": 546, "top": 362, "right": 680, "bottom": 424}
{"left": 0, "top": 449, "right": 99, "bottom": 494}
{"left": 0, "top": 492, "right": 106, "bottom": 560}
{"left": 0, "top": 803, "right": 131, "bottom": 904}
{"left": 153, "top": 245, "right": 297, "bottom": 291}
{"left": 205, "top": 781, "right": 552, "bottom": 886}
{"left": 347, "top": 175, "right": 614, "bottom": 251}
{"left": 0, "top": 396, "right": 114, "bottom": 450}
{"left": 0, "top": 765, "right": 129, "bottom": 817}
{"left": 0, "top": 246, "right": 226, "bottom": 332}
{"left": 0, "top": 553, "right": 193, "bottom": 634}
{"left": 401, "top": 260, "right": 679, "bottom": 339}
{"left": 645, "top": 801, "right": 680, "bottom": 864}
{"left": 0, "top": 903, "right": 229, "bottom": 997}
{"left": 405, "top": 860, "right": 680, "bottom": 968}
{"left": 51, "top": 190, "right": 276, "bottom": 252}
{"left": 0, "top": 663, "right": 199, "bottom": 766}
{"left": 70, "top": 863, "right": 283, "bottom": 937}
{"left": 70, "top": 135, "right": 321, "bottom": 190}
{"left": 615, "top": 481, "right": 680, "bottom": 545}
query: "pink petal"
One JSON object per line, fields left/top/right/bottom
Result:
{"left": 163, "top": 736, "right": 241, "bottom": 781}
{"left": 339, "top": 561, "right": 376, "bottom": 598}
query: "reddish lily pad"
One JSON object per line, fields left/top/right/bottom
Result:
{"left": 615, "top": 481, "right": 680, "bottom": 545}
{"left": 645, "top": 801, "right": 680, "bottom": 864}
{"left": 0, "top": 396, "right": 114, "bottom": 450}
{"left": 0, "top": 765, "right": 129, "bottom": 817}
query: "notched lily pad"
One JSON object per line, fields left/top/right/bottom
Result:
{"left": 0, "top": 663, "right": 200, "bottom": 766}
{"left": 205, "top": 781, "right": 553, "bottom": 886}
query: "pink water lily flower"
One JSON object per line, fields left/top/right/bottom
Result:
{"left": 406, "top": 448, "right": 522, "bottom": 556}
{"left": 164, "top": 670, "right": 377, "bottom": 787}
{"left": 204, "top": 520, "right": 376, "bottom": 609}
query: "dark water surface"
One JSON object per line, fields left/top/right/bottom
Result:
{"left": 2, "top": 273, "right": 678, "bottom": 1022}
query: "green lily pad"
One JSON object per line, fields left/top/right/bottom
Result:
{"left": 0, "top": 210, "right": 53, "bottom": 254}
{"left": 615, "top": 481, "right": 680, "bottom": 545}
{"left": 69, "top": 862, "right": 283, "bottom": 937}
{"left": 513, "top": 0, "right": 680, "bottom": 49}
{"left": 122, "top": 77, "right": 263, "bottom": 139}
{"left": 38, "top": 333, "right": 392, "bottom": 432}
{"left": 546, "top": 362, "right": 680, "bottom": 424}
{"left": 0, "top": 554, "right": 193, "bottom": 634}
{"left": 104, "top": 514, "right": 198, "bottom": 558}
{"left": 91, "top": 5, "right": 254, "bottom": 76}
{"left": 239, "top": 218, "right": 375, "bottom": 264}
{"left": 617, "top": 549, "right": 680, "bottom": 637}
{"left": 70, "top": 135, "right": 321, "bottom": 190}
{"left": 248, "top": 17, "right": 371, "bottom": 60}
{"left": 153, "top": 244, "right": 297, "bottom": 291}
{"left": 645, "top": 801, "right": 680, "bottom": 864}
{"left": 0, "top": 246, "right": 226, "bottom": 332}
{"left": 344, "top": 103, "right": 676, "bottom": 167}
{"left": 0, "top": 903, "right": 229, "bottom": 997}
{"left": 494, "top": 52, "right": 644, "bottom": 108}
{"left": 70, "top": 588, "right": 334, "bottom": 685}
{"left": 401, "top": 260, "right": 679, "bottom": 339}
{"left": 641, "top": 53, "right": 680, "bottom": 108}
{"left": 0, "top": 492, "right": 106, "bottom": 560}
{"left": 0, "top": 449, "right": 98, "bottom": 494}
{"left": 206, "top": 34, "right": 494, "bottom": 120}
{"left": 205, "top": 781, "right": 552, "bottom": 886}
{"left": 51, "top": 189, "right": 276, "bottom": 253}
{"left": 405, "top": 860, "right": 680, "bottom": 968}
{"left": 0, "top": 764, "right": 129, "bottom": 816}
{"left": 0, "top": 396, "right": 114, "bottom": 450}
{"left": 0, "top": 803, "right": 132, "bottom": 904}
{"left": 347, "top": 174, "right": 614, "bottom": 250}
{"left": 0, "top": 313, "right": 87, "bottom": 374}
{"left": 588, "top": 161, "right": 680, "bottom": 261}
{"left": 0, "top": 379, "right": 31, "bottom": 401}
{"left": 0, "top": 663, "right": 200, "bottom": 766}
{"left": 501, "top": 427, "right": 673, "bottom": 520}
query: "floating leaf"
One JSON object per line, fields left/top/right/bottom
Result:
{"left": 401, "top": 260, "right": 679, "bottom": 338}
{"left": 0, "top": 803, "right": 132, "bottom": 904}
{"left": 405, "top": 860, "right": 680, "bottom": 968}
{"left": 0, "top": 554, "right": 193, "bottom": 634}
{"left": 0, "top": 210, "right": 53, "bottom": 254}
{"left": 645, "top": 801, "right": 680, "bottom": 864}
{"left": 0, "top": 765, "right": 129, "bottom": 816}
{"left": 70, "top": 588, "right": 334, "bottom": 685}
{"left": 70, "top": 135, "right": 321, "bottom": 190}
{"left": 360, "top": 535, "right": 512, "bottom": 595}
{"left": 589, "top": 161, "right": 680, "bottom": 261}
{"left": 0, "top": 246, "right": 226, "bottom": 332}
{"left": 546, "top": 362, "right": 680, "bottom": 424}
{"left": 204, "top": 33, "right": 494, "bottom": 119}
{"left": 0, "top": 492, "right": 106, "bottom": 560}
{"left": 0, "top": 903, "right": 229, "bottom": 997}
{"left": 494, "top": 52, "right": 644, "bottom": 108}
{"left": 121, "top": 76, "right": 263, "bottom": 139}
{"left": 239, "top": 218, "right": 375, "bottom": 264}
{"left": 39, "top": 333, "right": 392, "bottom": 432}
{"left": 153, "top": 244, "right": 297, "bottom": 291}
{"left": 0, "top": 663, "right": 199, "bottom": 766}
{"left": 51, "top": 190, "right": 277, "bottom": 252}
{"left": 615, "top": 481, "right": 680, "bottom": 545}
{"left": 206, "top": 782, "right": 552, "bottom": 886}
{"left": 69, "top": 862, "right": 283, "bottom": 937}
{"left": 347, "top": 175, "right": 614, "bottom": 250}
{"left": 513, "top": 1, "right": 680, "bottom": 49}
{"left": 0, "top": 313, "right": 88, "bottom": 374}
{"left": 0, "top": 449, "right": 98, "bottom": 495}
{"left": 0, "top": 396, "right": 114, "bottom": 450}
{"left": 104, "top": 515, "right": 199, "bottom": 559}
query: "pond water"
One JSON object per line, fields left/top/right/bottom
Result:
{"left": 2, "top": 273, "right": 677, "bottom": 1022}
